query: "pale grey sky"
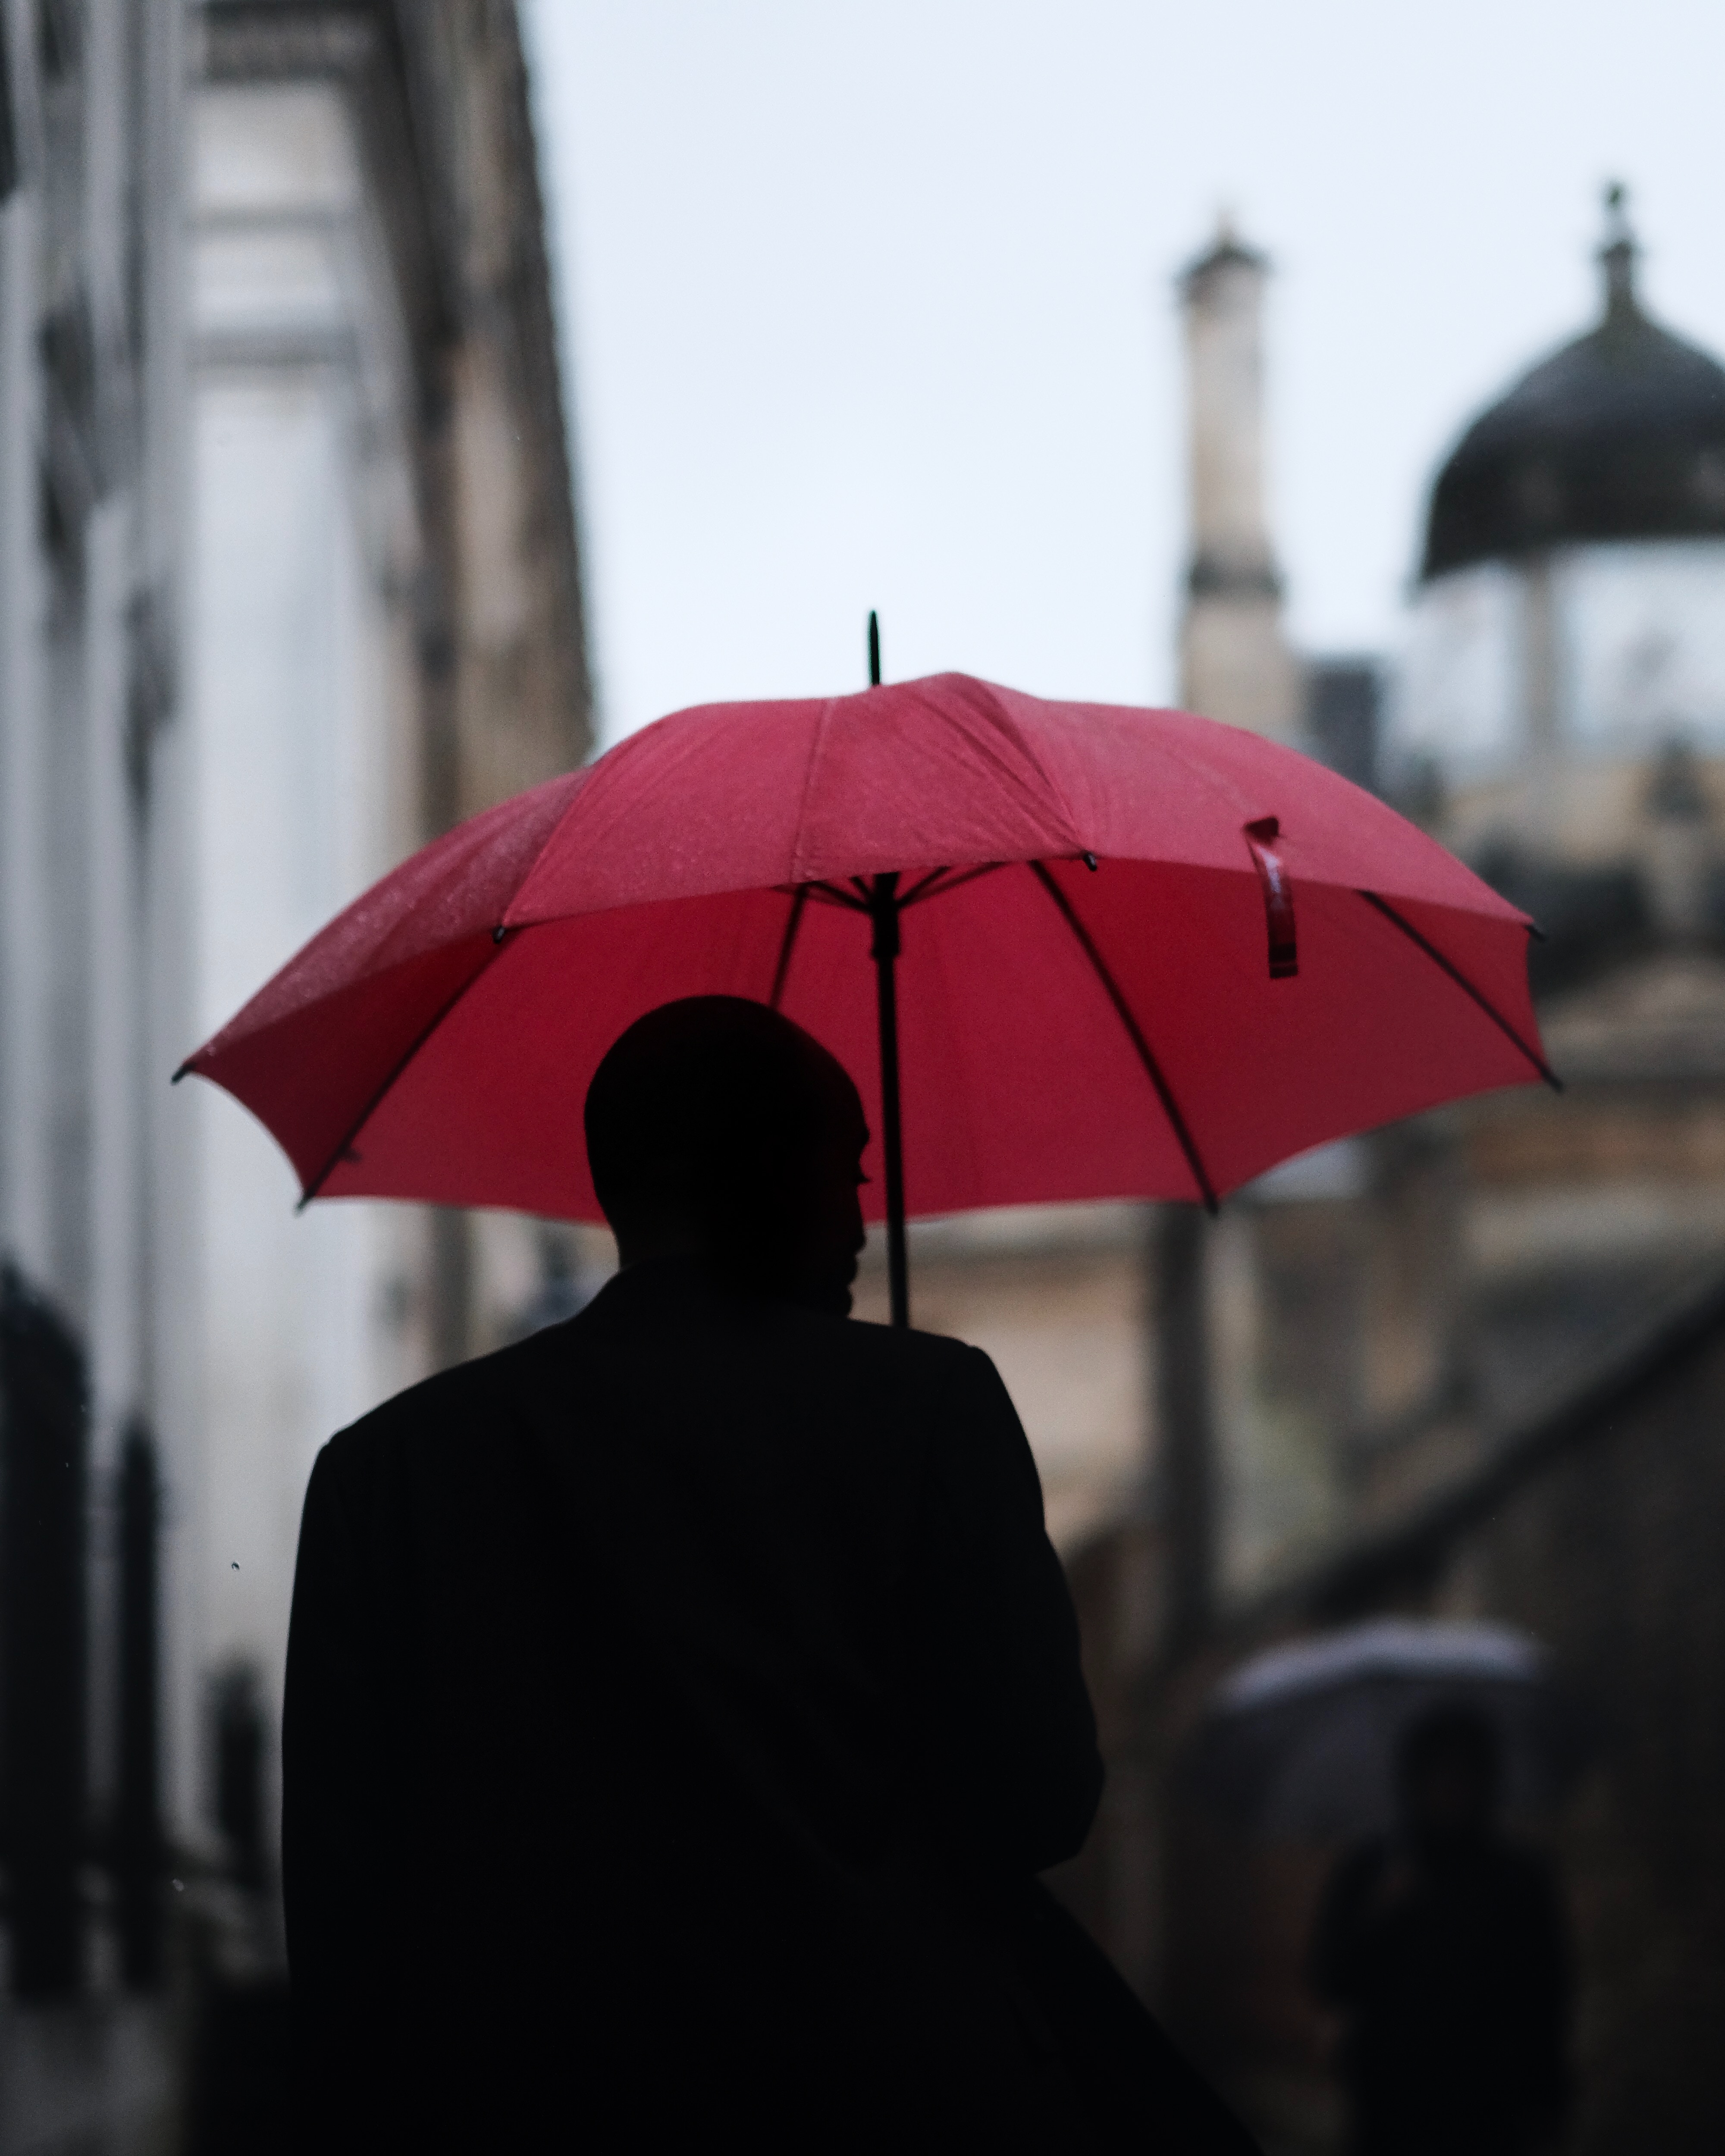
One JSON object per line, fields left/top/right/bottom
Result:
{"left": 522, "top": 0, "right": 1725, "bottom": 748}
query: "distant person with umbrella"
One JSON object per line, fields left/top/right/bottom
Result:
{"left": 1310, "top": 1704, "right": 1572, "bottom": 2156}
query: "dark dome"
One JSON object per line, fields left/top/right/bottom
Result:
{"left": 1422, "top": 204, "right": 1725, "bottom": 581}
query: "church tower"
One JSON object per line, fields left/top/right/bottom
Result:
{"left": 1178, "top": 221, "right": 1300, "bottom": 738}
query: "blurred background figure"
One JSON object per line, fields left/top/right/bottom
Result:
{"left": 1311, "top": 1706, "right": 1570, "bottom": 2156}
{"left": 1187, "top": 1620, "right": 1593, "bottom": 1848}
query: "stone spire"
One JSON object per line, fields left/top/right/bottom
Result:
{"left": 1177, "top": 216, "right": 1299, "bottom": 739}
{"left": 1600, "top": 180, "right": 1638, "bottom": 322}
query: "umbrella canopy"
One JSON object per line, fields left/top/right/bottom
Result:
{"left": 1187, "top": 1619, "right": 1594, "bottom": 1840}
{"left": 179, "top": 673, "right": 1552, "bottom": 1320}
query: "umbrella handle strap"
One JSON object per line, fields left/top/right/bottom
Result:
{"left": 868, "top": 875, "right": 910, "bottom": 1329}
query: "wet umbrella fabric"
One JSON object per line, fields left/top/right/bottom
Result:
{"left": 1188, "top": 1619, "right": 1593, "bottom": 1841}
{"left": 179, "top": 674, "right": 1552, "bottom": 1316}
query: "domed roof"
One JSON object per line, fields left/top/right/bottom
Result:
{"left": 1422, "top": 193, "right": 1725, "bottom": 581}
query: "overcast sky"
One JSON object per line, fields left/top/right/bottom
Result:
{"left": 522, "top": 0, "right": 1725, "bottom": 749}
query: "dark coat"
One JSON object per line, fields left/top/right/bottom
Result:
{"left": 1311, "top": 1831, "right": 1571, "bottom": 2156}
{"left": 284, "top": 1259, "right": 1255, "bottom": 2152}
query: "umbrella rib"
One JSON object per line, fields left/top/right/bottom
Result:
{"left": 1028, "top": 861, "right": 1218, "bottom": 1213}
{"left": 901, "top": 861, "right": 1010, "bottom": 908}
{"left": 784, "top": 880, "right": 870, "bottom": 913}
{"left": 1357, "top": 890, "right": 1562, "bottom": 1091}
{"left": 768, "top": 886, "right": 808, "bottom": 1010}
{"left": 785, "top": 865, "right": 1009, "bottom": 920}
{"left": 294, "top": 938, "right": 507, "bottom": 1211}
{"left": 898, "top": 865, "right": 953, "bottom": 906}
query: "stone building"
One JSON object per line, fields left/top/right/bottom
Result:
{"left": 0, "top": 5, "right": 587, "bottom": 2148}
{"left": 1108, "top": 191, "right": 1725, "bottom": 1623}
{"left": 1396, "top": 185, "right": 1725, "bottom": 919}
{"left": 1278, "top": 192, "right": 1725, "bottom": 1558}
{"left": 1049, "top": 193, "right": 1725, "bottom": 2156}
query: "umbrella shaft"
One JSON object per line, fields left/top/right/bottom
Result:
{"left": 869, "top": 876, "right": 910, "bottom": 1329}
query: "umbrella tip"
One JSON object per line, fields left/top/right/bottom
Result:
{"left": 867, "top": 611, "right": 881, "bottom": 689}
{"left": 171, "top": 1062, "right": 190, "bottom": 1085}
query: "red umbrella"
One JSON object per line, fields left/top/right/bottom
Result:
{"left": 178, "top": 670, "right": 1554, "bottom": 1326}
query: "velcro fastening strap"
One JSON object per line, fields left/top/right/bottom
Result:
{"left": 1244, "top": 817, "right": 1298, "bottom": 979}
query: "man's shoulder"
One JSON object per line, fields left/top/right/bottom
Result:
{"left": 317, "top": 1327, "right": 560, "bottom": 1482}
{"left": 825, "top": 1311, "right": 983, "bottom": 1373}
{"left": 314, "top": 1302, "right": 997, "bottom": 1498}
{"left": 766, "top": 1306, "right": 1001, "bottom": 1402}
{"left": 578, "top": 1266, "right": 988, "bottom": 1387}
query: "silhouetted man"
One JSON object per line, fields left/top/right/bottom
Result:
{"left": 1311, "top": 1704, "right": 1571, "bottom": 2156}
{"left": 285, "top": 997, "right": 1256, "bottom": 2152}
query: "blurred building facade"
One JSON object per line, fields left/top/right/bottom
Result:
{"left": 1077, "top": 190, "right": 1725, "bottom": 1617}
{"left": 1, "top": 3, "right": 189, "bottom": 2140}
{"left": 1276, "top": 190, "right": 1725, "bottom": 1562}
{"left": 0, "top": 4, "right": 587, "bottom": 2148}
{"left": 1047, "top": 192, "right": 1725, "bottom": 2156}
{"left": 1396, "top": 187, "right": 1725, "bottom": 927}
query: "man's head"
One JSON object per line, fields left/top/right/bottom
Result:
{"left": 584, "top": 997, "right": 869, "bottom": 1315}
{"left": 1395, "top": 1702, "right": 1502, "bottom": 1846}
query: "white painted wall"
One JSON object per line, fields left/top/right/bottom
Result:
{"left": 168, "top": 80, "right": 436, "bottom": 1841}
